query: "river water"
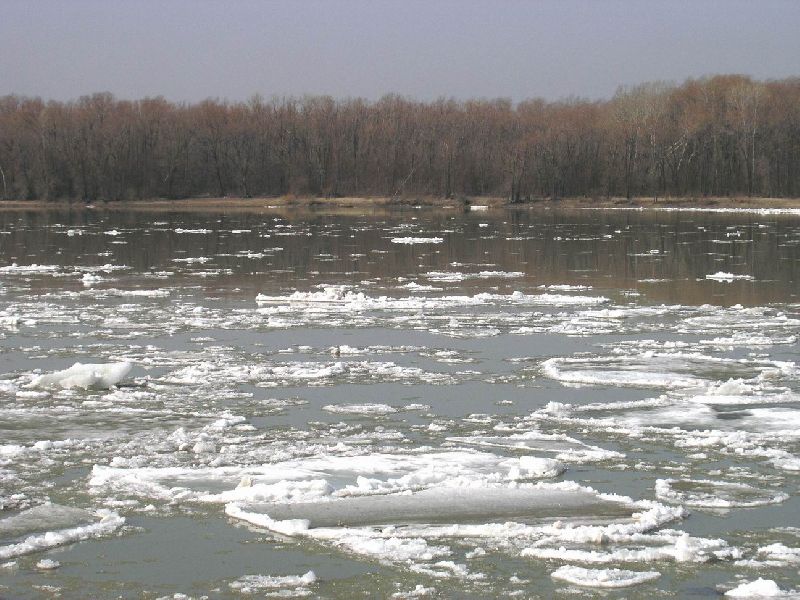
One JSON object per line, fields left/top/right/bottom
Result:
{"left": 0, "top": 206, "right": 799, "bottom": 598}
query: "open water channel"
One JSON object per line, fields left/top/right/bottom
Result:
{"left": 0, "top": 205, "right": 799, "bottom": 598}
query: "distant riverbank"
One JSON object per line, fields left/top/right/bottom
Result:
{"left": 2, "top": 195, "right": 800, "bottom": 213}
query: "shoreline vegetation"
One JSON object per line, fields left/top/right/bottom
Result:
{"left": 1, "top": 195, "right": 799, "bottom": 213}
{"left": 1, "top": 75, "right": 799, "bottom": 206}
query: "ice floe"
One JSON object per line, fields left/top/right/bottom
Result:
{"left": 0, "top": 504, "right": 124, "bottom": 560}
{"left": 725, "top": 578, "right": 796, "bottom": 597}
{"left": 390, "top": 237, "right": 444, "bottom": 244}
{"left": 550, "top": 565, "right": 660, "bottom": 588}
{"left": 423, "top": 271, "right": 524, "bottom": 282}
{"left": 229, "top": 570, "right": 316, "bottom": 594}
{"left": 655, "top": 479, "right": 789, "bottom": 508}
{"left": 28, "top": 362, "right": 133, "bottom": 389}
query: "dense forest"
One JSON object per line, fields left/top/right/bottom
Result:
{"left": 0, "top": 75, "right": 799, "bottom": 202}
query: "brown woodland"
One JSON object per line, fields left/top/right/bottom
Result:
{"left": 0, "top": 75, "right": 799, "bottom": 203}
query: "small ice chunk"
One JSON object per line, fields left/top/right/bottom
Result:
{"left": 36, "top": 558, "right": 60, "bottom": 570}
{"left": 29, "top": 362, "right": 132, "bottom": 390}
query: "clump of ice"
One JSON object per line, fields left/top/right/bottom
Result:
{"left": 390, "top": 237, "right": 444, "bottom": 244}
{"left": 225, "top": 503, "right": 310, "bottom": 536}
{"left": 538, "top": 284, "right": 593, "bottom": 291}
{"left": 35, "top": 558, "right": 60, "bottom": 570}
{"left": 28, "top": 362, "right": 133, "bottom": 389}
{"left": 511, "top": 456, "right": 565, "bottom": 479}
{"left": 706, "top": 272, "right": 755, "bottom": 282}
{"left": 424, "top": 271, "right": 524, "bottom": 282}
{"left": 0, "top": 263, "right": 60, "bottom": 274}
{"left": 741, "top": 543, "right": 800, "bottom": 568}
{"left": 321, "top": 531, "right": 450, "bottom": 562}
{"left": 726, "top": 578, "right": 791, "bottom": 597}
{"left": 81, "top": 273, "right": 106, "bottom": 286}
{"left": 550, "top": 565, "right": 660, "bottom": 588}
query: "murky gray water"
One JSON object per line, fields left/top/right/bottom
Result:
{"left": 1, "top": 206, "right": 799, "bottom": 599}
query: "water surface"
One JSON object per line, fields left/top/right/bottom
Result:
{"left": 1, "top": 206, "right": 799, "bottom": 598}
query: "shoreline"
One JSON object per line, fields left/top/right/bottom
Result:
{"left": 1, "top": 195, "right": 800, "bottom": 213}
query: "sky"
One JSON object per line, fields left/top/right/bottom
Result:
{"left": 2, "top": 0, "right": 799, "bottom": 103}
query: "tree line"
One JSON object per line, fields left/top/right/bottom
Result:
{"left": 1, "top": 74, "right": 799, "bottom": 203}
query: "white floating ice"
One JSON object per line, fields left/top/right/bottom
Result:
{"left": 323, "top": 403, "right": 398, "bottom": 415}
{"left": 28, "top": 361, "right": 133, "bottom": 390}
{"left": 423, "top": 270, "right": 524, "bottom": 282}
{"left": 706, "top": 272, "right": 755, "bottom": 282}
{"left": 0, "top": 263, "right": 60, "bottom": 274}
{"left": 447, "top": 432, "right": 623, "bottom": 463}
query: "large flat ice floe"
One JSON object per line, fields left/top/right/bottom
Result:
{"left": 88, "top": 448, "right": 698, "bottom": 569}
{"left": 28, "top": 361, "right": 133, "bottom": 389}
{"left": 225, "top": 486, "right": 628, "bottom": 529}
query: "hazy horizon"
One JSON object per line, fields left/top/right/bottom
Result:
{"left": 2, "top": 0, "right": 800, "bottom": 104}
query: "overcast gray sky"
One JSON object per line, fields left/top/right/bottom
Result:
{"left": 2, "top": 0, "right": 799, "bottom": 103}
